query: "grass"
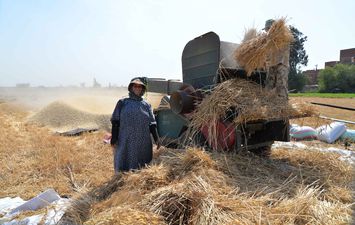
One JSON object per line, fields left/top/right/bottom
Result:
{"left": 289, "top": 93, "right": 355, "bottom": 98}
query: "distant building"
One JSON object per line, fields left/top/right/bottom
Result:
{"left": 325, "top": 48, "right": 355, "bottom": 67}
{"left": 303, "top": 69, "right": 319, "bottom": 85}
{"left": 324, "top": 61, "right": 339, "bottom": 67}
{"left": 16, "top": 83, "right": 30, "bottom": 88}
{"left": 340, "top": 48, "right": 355, "bottom": 64}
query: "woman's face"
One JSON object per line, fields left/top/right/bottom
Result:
{"left": 132, "top": 84, "right": 143, "bottom": 96}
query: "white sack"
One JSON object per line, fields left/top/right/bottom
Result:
{"left": 316, "top": 122, "right": 346, "bottom": 143}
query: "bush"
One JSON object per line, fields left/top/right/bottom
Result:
{"left": 318, "top": 64, "right": 355, "bottom": 93}
{"left": 289, "top": 72, "right": 308, "bottom": 92}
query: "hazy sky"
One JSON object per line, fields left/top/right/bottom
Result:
{"left": 0, "top": 0, "right": 354, "bottom": 87}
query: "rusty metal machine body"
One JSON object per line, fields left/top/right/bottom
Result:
{"left": 148, "top": 32, "right": 289, "bottom": 152}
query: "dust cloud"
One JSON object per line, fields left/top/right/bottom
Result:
{"left": 0, "top": 87, "right": 164, "bottom": 115}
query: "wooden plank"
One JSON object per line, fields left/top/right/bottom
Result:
{"left": 311, "top": 102, "right": 355, "bottom": 111}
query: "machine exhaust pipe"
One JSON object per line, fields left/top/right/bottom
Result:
{"left": 170, "top": 84, "right": 201, "bottom": 114}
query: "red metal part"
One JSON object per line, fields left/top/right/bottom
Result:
{"left": 201, "top": 121, "right": 236, "bottom": 151}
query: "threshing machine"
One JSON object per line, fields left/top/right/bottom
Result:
{"left": 148, "top": 32, "right": 289, "bottom": 154}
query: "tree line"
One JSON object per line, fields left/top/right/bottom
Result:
{"left": 287, "top": 26, "right": 355, "bottom": 93}
{"left": 318, "top": 64, "right": 355, "bottom": 93}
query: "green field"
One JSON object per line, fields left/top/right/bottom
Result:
{"left": 289, "top": 93, "right": 355, "bottom": 98}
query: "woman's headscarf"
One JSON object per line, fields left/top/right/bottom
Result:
{"left": 128, "top": 77, "right": 147, "bottom": 99}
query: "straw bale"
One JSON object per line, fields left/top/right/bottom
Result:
{"left": 234, "top": 18, "right": 294, "bottom": 75}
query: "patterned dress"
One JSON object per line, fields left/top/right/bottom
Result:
{"left": 111, "top": 94, "right": 156, "bottom": 172}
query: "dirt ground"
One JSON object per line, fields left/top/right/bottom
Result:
{"left": 290, "top": 97, "right": 355, "bottom": 124}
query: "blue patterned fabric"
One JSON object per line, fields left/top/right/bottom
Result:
{"left": 111, "top": 94, "right": 156, "bottom": 172}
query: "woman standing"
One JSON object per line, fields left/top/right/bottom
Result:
{"left": 110, "top": 77, "right": 160, "bottom": 173}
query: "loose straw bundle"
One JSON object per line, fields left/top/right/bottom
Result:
{"left": 242, "top": 28, "right": 258, "bottom": 43}
{"left": 234, "top": 18, "right": 294, "bottom": 75}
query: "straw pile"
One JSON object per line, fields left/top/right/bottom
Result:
{"left": 192, "top": 79, "right": 292, "bottom": 124}
{"left": 188, "top": 78, "right": 315, "bottom": 147}
{"left": 234, "top": 18, "right": 294, "bottom": 75}
{"left": 28, "top": 101, "right": 111, "bottom": 132}
{"left": 61, "top": 147, "right": 353, "bottom": 224}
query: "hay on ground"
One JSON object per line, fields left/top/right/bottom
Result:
{"left": 1, "top": 94, "right": 353, "bottom": 225}
{"left": 84, "top": 207, "right": 165, "bottom": 225}
{"left": 67, "top": 146, "right": 353, "bottom": 224}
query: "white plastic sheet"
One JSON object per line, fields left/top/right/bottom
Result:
{"left": 0, "top": 197, "right": 25, "bottom": 215}
{"left": 0, "top": 189, "right": 69, "bottom": 225}
{"left": 10, "top": 189, "right": 60, "bottom": 215}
